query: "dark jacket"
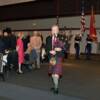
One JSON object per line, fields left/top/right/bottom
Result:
{"left": 45, "top": 35, "right": 52, "bottom": 54}
{"left": 74, "top": 36, "right": 81, "bottom": 48}
{"left": 23, "top": 35, "right": 30, "bottom": 51}
{"left": 10, "top": 35, "right": 17, "bottom": 50}
{"left": 3, "top": 36, "right": 11, "bottom": 50}
{"left": 86, "top": 37, "right": 92, "bottom": 48}
{"left": 0, "top": 37, "right": 5, "bottom": 53}
{"left": 46, "top": 34, "right": 64, "bottom": 58}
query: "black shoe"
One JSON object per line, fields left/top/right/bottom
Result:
{"left": 53, "top": 88, "right": 59, "bottom": 94}
{"left": 17, "top": 71, "right": 23, "bottom": 74}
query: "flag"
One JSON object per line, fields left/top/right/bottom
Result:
{"left": 89, "top": 6, "right": 97, "bottom": 41}
{"left": 80, "top": 1, "right": 86, "bottom": 34}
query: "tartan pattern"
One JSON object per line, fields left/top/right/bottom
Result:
{"left": 48, "top": 57, "right": 62, "bottom": 77}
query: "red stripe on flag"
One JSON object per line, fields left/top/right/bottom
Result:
{"left": 80, "top": 10, "right": 85, "bottom": 33}
{"left": 89, "top": 7, "right": 97, "bottom": 41}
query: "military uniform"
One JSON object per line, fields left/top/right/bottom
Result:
{"left": 85, "top": 36, "right": 92, "bottom": 60}
{"left": 74, "top": 35, "right": 81, "bottom": 59}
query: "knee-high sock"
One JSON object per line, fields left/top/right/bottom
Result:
{"left": 18, "top": 63, "right": 22, "bottom": 72}
{"left": 52, "top": 74, "right": 59, "bottom": 89}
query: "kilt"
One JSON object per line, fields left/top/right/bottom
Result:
{"left": 48, "top": 57, "right": 63, "bottom": 77}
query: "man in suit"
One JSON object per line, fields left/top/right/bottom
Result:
{"left": 46, "top": 25, "right": 64, "bottom": 94}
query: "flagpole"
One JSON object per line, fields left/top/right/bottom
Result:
{"left": 56, "top": 16, "right": 59, "bottom": 25}
{"left": 80, "top": 0, "right": 85, "bottom": 36}
{"left": 56, "top": 0, "right": 60, "bottom": 25}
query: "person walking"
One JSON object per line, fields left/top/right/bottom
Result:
{"left": 46, "top": 25, "right": 64, "bottom": 94}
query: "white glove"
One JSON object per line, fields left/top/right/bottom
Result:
{"left": 55, "top": 47, "right": 62, "bottom": 51}
{"left": 50, "top": 50, "right": 56, "bottom": 55}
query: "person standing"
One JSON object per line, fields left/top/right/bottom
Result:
{"left": 16, "top": 32, "right": 24, "bottom": 74}
{"left": 0, "top": 30, "right": 5, "bottom": 81}
{"left": 3, "top": 31, "right": 11, "bottom": 51}
{"left": 85, "top": 34, "right": 92, "bottom": 60}
{"left": 23, "top": 33, "right": 30, "bottom": 52}
{"left": 47, "top": 25, "right": 64, "bottom": 94}
{"left": 0, "top": 30, "right": 5, "bottom": 53}
{"left": 30, "top": 31, "right": 42, "bottom": 69}
{"left": 10, "top": 32, "right": 17, "bottom": 50}
{"left": 74, "top": 34, "right": 81, "bottom": 59}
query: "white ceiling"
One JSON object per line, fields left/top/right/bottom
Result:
{"left": 0, "top": 0, "right": 36, "bottom": 6}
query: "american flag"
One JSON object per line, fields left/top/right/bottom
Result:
{"left": 80, "top": 1, "right": 85, "bottom": 34}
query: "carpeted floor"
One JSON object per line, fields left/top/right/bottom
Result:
{"left": 0, "top": 55, "right": 100, "bottom": 100}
